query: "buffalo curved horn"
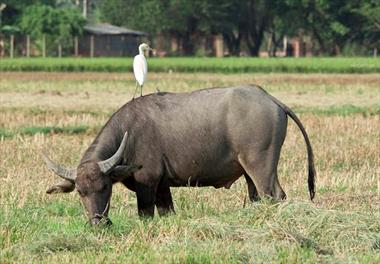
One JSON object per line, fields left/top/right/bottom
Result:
{"left": 97, "top": 132, "right": 129, "bottom": 174}
{"left": 42, "top": 152, "right": 77, "bottom": 183}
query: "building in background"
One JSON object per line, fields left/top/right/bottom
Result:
{"left": 78, "top": 23, "right": 147, "bottom": 57}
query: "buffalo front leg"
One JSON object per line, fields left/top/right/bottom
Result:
{"left": 155, "top": 184, "right": 175, "bottom": 216}
{"left": 135, "top": 181, "right": 157, "bottom": 218}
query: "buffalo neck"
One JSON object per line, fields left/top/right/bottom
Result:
{"left": 80, "top": 109, "right": 126, "bottom": 164}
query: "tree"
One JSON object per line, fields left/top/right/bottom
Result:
{"left": 1, "top": 0, "right": 55, "bottom": 26}
{"left": 19, "top": 4, "right": 85, "bottom": 53}
{"left": 100, "top": 0, "right": 212, "bottom": 55}
{"left": 280, "top": 0, "right": 365, "bottom": 56}
{"left": 99, "top": 0, "right": 379, "bottom": 56}
{"left": 99, "top": 0, "right": 163, "bottom": 33}
{"left": 356, "top": 0, "right": 380, "bottom": 51}
{"left": 100, "top": 0, "right": 244, "bottom": 55}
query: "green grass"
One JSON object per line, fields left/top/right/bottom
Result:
{"left": 1, "top": 72, "right": 379, "bottom": 263}
{"left": 1, "top": 198, "right": 379, "bottom": 263}
{"left": 1, "top": 57, "right": 380, "bottom": 73}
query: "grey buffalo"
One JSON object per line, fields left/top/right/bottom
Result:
{"left": 43, "top": 86, "right": 316, "bottom": 225}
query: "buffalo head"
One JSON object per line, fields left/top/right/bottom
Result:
{"left": 43, "top": 132, "right": 139, "bottom": 225}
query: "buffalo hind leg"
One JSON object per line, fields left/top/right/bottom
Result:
{"left": 274, "top": 176, "right": 286, "bottom": 200}
{"left": 244, "top": 174, "right": 260, "bottom": 202}
{"left": 155, "top": 184, "right": 175, "bottom": 216}
{"left": 239, "top": 149, "right": 286, "bottom": 201}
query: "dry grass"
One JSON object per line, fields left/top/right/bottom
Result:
{"left": 1, "top": 72, "right": 379, "bottom": 110}
{"left": 0, "top": 72, "right": 379, "bottom": 263}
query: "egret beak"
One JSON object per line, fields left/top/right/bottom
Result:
{"left": 146, "top": 47, "right": 154, "bottom": 56}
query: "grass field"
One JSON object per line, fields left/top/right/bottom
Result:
{"left": 1, "top": 57, "right": 380, "bottom": 73}
{"left": 0, "top": 72, "right": 379, "bottom": 263}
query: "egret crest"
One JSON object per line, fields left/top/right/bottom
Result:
{"left": 133, "top": 43, "right": 152, "bottom": 99}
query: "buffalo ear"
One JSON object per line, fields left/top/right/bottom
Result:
{"left": 46, "top": 180, "right": 75, "bottom": 194}
{"left": 110, "top": 165, "right": 142, "bottom": 182}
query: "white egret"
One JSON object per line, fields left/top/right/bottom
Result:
{"left": 133, "top": 43, "right": 152, "bottom": 99}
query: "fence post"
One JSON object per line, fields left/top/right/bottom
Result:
{"left": 374, "top": 48, "right": 378, "bottom": 58}
{"left": 26, "top": 35, "right": 30, "bottom": 57}
{"left": 10, "top": 34, "right": 14, "bottom": 58}
{"left": 283, "top": 36, "right": 288, "bottom": 56}
{"left": 90, "top": 35, "right": 94, "bottom": 57}
{"left": 214, "top": 34, "right": 224, "bottom": 58}
{"left": 42, "top": 35, "right": 46, "bottom": 57}
{"left": 58, "top": 43, "right": 62, "bottom": 57}
{"left": 74, "top": 36, "right": 78, "bottom": 56}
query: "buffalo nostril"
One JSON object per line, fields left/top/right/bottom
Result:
{"left": 90, "top": 217, "right": 101, "bottom": 225}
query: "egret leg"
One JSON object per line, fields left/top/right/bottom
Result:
{"left": 133, "top": 82, "right": 139, "bottom": 100}
{"left": 140, "top": 85, "right": 143, "bottom": 97}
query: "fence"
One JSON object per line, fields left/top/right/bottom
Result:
{"left": 0, "top": 34, "right": 87, "bottom": 58}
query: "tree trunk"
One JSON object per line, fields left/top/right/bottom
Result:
{"left": 181, "top": 32, "right": 195, "bottom": 55}
{"left": 244, "top": 0, "right": 269, "bottom": 57}
{"left": 245, "top": 25, "right": 265, "bottom": 57}
{"left": 312, "top": 27, "right": 329, "bottom": 55}
{"left": 181, "top": 17, "right": 198, "bottom": 55}
{"left": 223, "top": 32, "right": 241, "bottom": 56}
{"left": 268, "top": 31, "right": 284, "bottom": 57}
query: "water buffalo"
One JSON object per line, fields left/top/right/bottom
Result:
{"left": 43, "top": 85, "right": 316, "bottom": 225}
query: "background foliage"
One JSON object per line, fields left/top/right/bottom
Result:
{"left": 1, "top": 0, "right": 379, "bottom": 56}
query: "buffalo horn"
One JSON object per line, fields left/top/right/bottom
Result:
{"left": 97, "top": 132, "right": 128, "bottom": 174}
{"left": 42, "top": 152, "right": 77, "bottom": 182}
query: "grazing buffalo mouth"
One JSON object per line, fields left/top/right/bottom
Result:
{"left": 90, "top": 215, "right": 112, "bottom": 226}
{"left": 89, "top": 200, "right": 112, "bottom": 226}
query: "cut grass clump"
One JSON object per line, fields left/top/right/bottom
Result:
{"left": 1, "top": 235, "right": 101, "bottom": 261}
{"left": 21, "top": 125, "right": 89, "bottom": 135}
{"left": 28, "top": 235, "right": 101, "bottom": 255}
{"left": 0, "top": 125, "right": 91, "bottom": 139}
{"left": 0, "top": 128, "right": 12, "bottom": 138}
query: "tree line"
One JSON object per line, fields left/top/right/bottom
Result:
{"left": 100, "top": 0, "right": 380, "bottom": 56}
{"left": 1, "top": 0, "right": 379, "bottom": 56}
